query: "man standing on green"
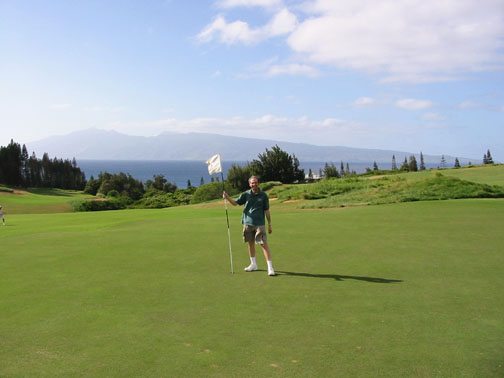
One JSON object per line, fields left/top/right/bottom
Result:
{"left": 223, "top": 176, "right": 275, "bottom": 276}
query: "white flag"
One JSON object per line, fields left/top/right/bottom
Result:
{"left": 206, "top": 154, "right": 222, "bottom": 175}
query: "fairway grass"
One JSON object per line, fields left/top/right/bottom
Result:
{"left": 0, "top": 188, "right": 94, "bottom": 214}
{"left": 1, "top": 200, "right": 503, "bottom": 376}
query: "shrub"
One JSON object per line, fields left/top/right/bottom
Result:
{"left": 260, "top": 181, "right": 282, "bottom": 191}
{"left": 72, "top": 198, "right": 128, "bottom": 212}
{"left": 191, "top": 182, "right": 236, "bottom": 204}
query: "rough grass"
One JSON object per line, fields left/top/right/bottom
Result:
{"left": 0, "top": 200, "right": 503, "bottom": 376}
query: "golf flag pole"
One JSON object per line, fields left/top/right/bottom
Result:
{"left": 206, "top": 154, "right": 234, "bottom": 274}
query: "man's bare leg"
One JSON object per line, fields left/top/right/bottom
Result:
{"left": 244, "top": 241, "right": 258, "bottom": 271}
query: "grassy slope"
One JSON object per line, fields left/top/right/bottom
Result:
{"left": 0, "top": 188, "right": 93, "bottom": 214}
{"left": 430, "top": 164, "right": 504, "bottom": 186}
{"left": 386, "top": 164, "right": 504, "bottom": 187}
{"left": 1, "top": 200, "right": 503, "bottom": 377}
{"left": 269, "top": 165, "right": 504, "bottom": 209}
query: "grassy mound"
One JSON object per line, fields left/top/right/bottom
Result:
{"left": 270, "top": 172, "right": 504, "bottom": 209}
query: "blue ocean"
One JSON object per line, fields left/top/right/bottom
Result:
{"left": 77, "top": 160, "right": 417, "bottom": 189}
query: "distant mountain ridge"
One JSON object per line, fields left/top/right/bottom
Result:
{"left": 27, "top": 128, "right": 475, "bottom": 165}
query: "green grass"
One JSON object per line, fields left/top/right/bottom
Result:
{"left": 435, "top": 164, "right": 504, "bottom": 186}
{"left": 1, "top": 200, "right": 503, "bottom": 377}
{"left": 0, "top": 188, "right": 94, "bottom": 214}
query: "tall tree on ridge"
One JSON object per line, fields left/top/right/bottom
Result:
{"left": 419, "top": 152, "right": 426, "bottom": 171}
{"left": 391, "top": 155, "right": 397, "bottom": 171}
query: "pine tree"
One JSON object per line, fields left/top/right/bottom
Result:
{"left": 454, "top": 158, "right": 461, "bottom": 168}
{"left": 391, "top": 155, "right": 397, "bottom": 171}
{"left": 373, "top": 161, "right": 379, "bottom": 171}
{"left": 408, "top": 155, "right": 418, "bottom": 172}
{"left": 419, "top": 152, "right": 426, "bottom": 170}
{"left": 485, "top": 149, "right": 494, "bottom": 164}
{"left": 200, "top": 177, "right": 204, "bottom": 186}
{"left": 345, "top": 163, "right": 350, "bottom": 176}
{"left": 21, "top": 144, "right": 30, "bottom": 186}
{"left": 340, "top": 161, "right": 345, "bottom": 176}
{"left": 400, "top": 157, "right": 409, "bottom": 171}
{"left": 440, "top": 155, "right": 446, "bottom": 168}
{"left": 187, "top": 179, "right": 192, "bottom": 188}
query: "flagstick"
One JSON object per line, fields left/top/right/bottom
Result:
{"left": 221, "top": 172, "right": 234, "bottom": 274}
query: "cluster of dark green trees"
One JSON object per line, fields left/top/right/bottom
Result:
{"left": 0, "top": 140, "right": 86, "bottom": 189}
{"left": 389, "top": 153, "right": 426, "bottom": 172}
{"left": 226, "top": 145, "right": 305, "bottom": 191}
{"left": 483, "top": 150, "right": 494, "bottom": 164}
{"left": 77, "top": 171, "right": 194, "bottom": 210}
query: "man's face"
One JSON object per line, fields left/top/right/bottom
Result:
{"left": 249, "top": 178, "right": 259, "bottom": 192}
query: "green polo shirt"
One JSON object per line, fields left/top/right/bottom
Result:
{"left": 235, "top": 189, "right": 270, "bottom": 226}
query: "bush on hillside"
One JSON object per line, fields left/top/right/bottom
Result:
{"left": 250, "top": 145, "right": 305, "bottom": 184}
{"left": 72, "top": 198, "right": 129, "bottom": 212}
{"left": 226, "top": 164, "right": 253, "bottom": 192}
{"left": 191, "top": 182, "right": 236, "bottom": 204}
{"left": 259, "top": 181, "right": 282, "bottom": 191}
{"left": 133, "top": 190, "right": 193, "bottom": 209}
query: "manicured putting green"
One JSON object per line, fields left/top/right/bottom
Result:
{"left": 1, "top": 199, "right": 502, "bottom": 376}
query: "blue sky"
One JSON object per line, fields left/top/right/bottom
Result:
{"left": 1, "top": 0, "right": 503, "bottom": 161}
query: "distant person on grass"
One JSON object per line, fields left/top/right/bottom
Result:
{"left": 0, "top": 205, "right": 5, "bottom": 226}
{"left": 223, "top": 176, "right": 276, "bottom": 276}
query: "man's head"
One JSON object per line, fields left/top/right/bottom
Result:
{"left": 248, "top": 176, "right": 260, "bottom": 193}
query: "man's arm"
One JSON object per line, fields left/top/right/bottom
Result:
{"left": 223, "top": 191, "right": 238, "bottom": 206}
{"left": 265, "top": 209, "right": 272, "bottom": 233}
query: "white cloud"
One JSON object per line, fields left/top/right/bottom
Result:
{"left": 353, "top": 97, "right": 376, "bottom": 107}
{"left": 199, "top": 1, "right": 504, "bottom": 81}
{"left": 396, "top": 98, "right": 433, "bottom": 110}
{"left": 287, "top": 1, "right": 504, "bottom": 82}
{"left": 197, "top": 8, "right": 297, "bottom": 45}
{"left": 265, "top": 63, "right": 319, "bottom": 77}
{"left": 197, "top": 16, "right": 259, "bottom": 45}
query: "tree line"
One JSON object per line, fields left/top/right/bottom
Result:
{"left": 0, "top": 140, "right": 86, "bottom": 189}
{"left": 1, "top": 139, "right": 497, "bottom": 211}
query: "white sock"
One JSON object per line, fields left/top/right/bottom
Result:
{"left": 267, "top": 260, "right": 274, "bottom": 269}
{"left": 250, "top": 257, "right": 257, "bottom": 266}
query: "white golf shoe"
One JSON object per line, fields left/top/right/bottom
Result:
{"left": 244, "top": 264, "right": 258, "bottom": 272}
{"left": 268, "top": 267, "right": 276, "bottom": 276}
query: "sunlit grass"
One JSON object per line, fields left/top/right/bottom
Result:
{"left": 0, "top": 199, "right": 503, "bottom": 376}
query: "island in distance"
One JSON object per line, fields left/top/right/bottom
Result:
{"left": 27, "top": 128, "right": 476, "bottom": 165}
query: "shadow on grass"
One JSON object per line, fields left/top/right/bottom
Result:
{"left": 276, "top": 270, "right": 403, "bottom": 283}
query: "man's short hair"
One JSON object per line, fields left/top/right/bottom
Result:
{"left": 248, "top": 175, "right": 260, "bottom": 183}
